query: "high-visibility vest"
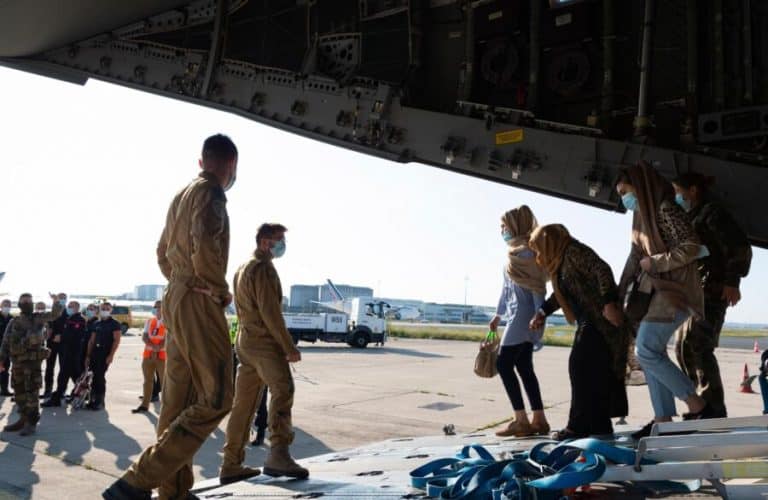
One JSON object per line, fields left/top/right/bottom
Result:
{"left": 143, "top": 317, "right": 167, "bottom": 360}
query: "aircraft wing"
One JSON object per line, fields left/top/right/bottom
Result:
{"left": 2, "top": 1, "right": 768, "bottom": 247}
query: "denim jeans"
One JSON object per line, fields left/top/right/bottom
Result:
{"left": 635, "top": 312, "right": 695, "bottom": 418}
{"left": 759, "top": 374, "right": 768, "bottom": 415}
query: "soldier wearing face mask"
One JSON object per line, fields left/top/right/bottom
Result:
{"left": 84, "top": 302, "right": 121, "bottom": 411}
{"left": 0, "top": 293, "right": 63, "bottom": 435}
{"left": 0, "top": 299, "right": 14, "bottom": 397}
{"left": 221, "top": 223, "right": 308, "bottom": 483}
{"left": 104, "top": 134, "right": 238, "bottom": 500}
{"left": 43, "top": 301, "right": 86, "bottom": 407}
{"left": 42, "top": 292, "right": 68, "bottom": 399}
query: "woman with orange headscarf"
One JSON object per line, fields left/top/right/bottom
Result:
{"left": 489, "top": 206, "right": 550, "bottom": 438}
{"left": 529, "top": 224, "right": 629, "bottom": 441}
{"left": 616, "top": 162, "right": 714, "bottom": 439}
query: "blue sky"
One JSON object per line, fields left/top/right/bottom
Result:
{"left": 0, "top": 67, "right": 765, "bottom": 323}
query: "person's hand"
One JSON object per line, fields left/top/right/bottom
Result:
{"left": 488, "top": 316, "right": 501, "bottom": 333}
{"left": 639, "top": 257, "right": 653, "bottom": 272}
{"left": 53, "top": 334, "right": 61, "bottom": 343}
{"left": 106, "top": 354, "right": 114, "bottom": 366}
{"left": 602, "top": 303, "right": 624, "bottom": 327}
{"left": 222, "top": 292, "right": 233, "bottom": 308}
{"left": 529, "top": 311, "right": 546, "bottom": 330}
{"left": 48, "top": 292, "right": 56, "bottom": 301}
{"left": 722, "top": 286, "right": 741, "bottom": 307}
{"left": 286, "top": 350, "right": 301, "bottom": 363}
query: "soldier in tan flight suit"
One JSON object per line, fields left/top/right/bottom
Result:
{"left": 220, "top": 223, "right": 309, "bottom": 484}
{"left": 103, "top": 134, "right": 238, "bottom": 500}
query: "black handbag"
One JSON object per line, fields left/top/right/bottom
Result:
{"left": 624, "top": 273, "right": 653, "bottom": 323}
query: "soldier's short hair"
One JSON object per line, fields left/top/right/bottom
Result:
{"left": 101, "top": 302, "right": 112, "bottom": 308}
{"left": 256, "top": 223, "right": 288, "bottom": 244}
{"left": 202, "top": 134, "right": 238, "bottom": 167}
{"left": 18, "top": 293, "right": 32, "bottom": 302}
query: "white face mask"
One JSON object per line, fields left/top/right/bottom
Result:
{"left": 1, "top": 307, "right": 9, "bottom": 315}
{"left": 99, "top": 310, "right": 111, "bottom": 319}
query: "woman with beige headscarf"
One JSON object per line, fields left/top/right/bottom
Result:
{"left": 616, "top": 162, "right": 714, "bottom": 440}
{"left": 529, "top": 224, "right": 630, "bottom": 441}
{"left": 489, "top": 206, "right": 550, "bottom": 438}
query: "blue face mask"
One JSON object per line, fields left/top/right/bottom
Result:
{"left": 151, "top": 308, "right": 158, "bottom": 317}
{"left": 85, "top": 309, "right": 95, "bottom": 319}
{"left": 66, "top": 307, "right": 75, "bottom": 316}
{"left": 271, "top": 239, "right": 286, "bottom": 258}
{"left": 621, "top": 192, "right": 639, "bottom": 211}
{"left": 502, "top": 231, "right": 513, "bottom": 243}
{"left": 59, "top": 299, "right": 67, "bottom": 307}
{"left": 675, "top": 193, "right": 691, "bottom": 212}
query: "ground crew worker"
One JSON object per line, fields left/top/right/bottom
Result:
{"left": 42, "top": 301, "right": 86, "bottom": 407}
{"left": 103, "top": 134, "right": 238, "bottom": 500}
{"left": 133, "top": 301, "right": 166, "bottom": 414}
{"left": 42, "top": 293, "right": 68, "bottom": 399}
{"left": 83, "top": 304, "right": 99, "bottom": 372}
{"left": 672, "top": 173, "right": 752, "bottom": 418}
{"left": 220, "top": 223, "right": 309, "bottom": 484}
{"left": 0, "top": 293, "right": 63, "bottom": 435}
{"left": 0, "top": 299, "right": 14, "bottom": 397}
{"left": 84, "top": 302, "right": 121, "bottom": 410}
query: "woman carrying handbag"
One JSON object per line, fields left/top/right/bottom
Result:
{"left": 488, "top": 206, "right": 550, "bottom": 438}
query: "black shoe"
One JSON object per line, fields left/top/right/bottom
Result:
{"left": 682, "top": 402, "right": 717, "bottom": 421}
{"left": 251, "top": 429, "right": 266, "bottom": 446}
{"left": 631, "top": 420, "right": 657, "bottom": 440}
{"left": 150, "top": 395, "right": 159, "bottom": 403}
{"left": 0, "top": 390, "right": 12, "bottom": 397}
{"left": 102, "top": 479, "right": 151, "bottom": 500}
{"left": 550, "top": 428, "right": 588, "bottom": 442}
{"left": 131, "top": 406, "right": 148, "bottom": 414}
{"left": 41, "top": 397, "right": 61, "bottom": 407}
{"left": 87, "top": 402, "right": 103, "bottom": 411}
{"left": 39, "top": 392, "right": 51, "bottom": 400}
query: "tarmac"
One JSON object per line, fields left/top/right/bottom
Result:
{"left": 0, "top": 332, "right": 765, "bottom": 499}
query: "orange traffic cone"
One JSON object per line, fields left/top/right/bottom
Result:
{"left": 740, "top": 363, "right": 757, "bottom": 394}
{"left": 755, "top": 339, "right": 761, "bottom": 353}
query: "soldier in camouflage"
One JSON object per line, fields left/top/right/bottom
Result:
{"left": 0, "top": 293, "right": 63, "bottom": 435}
{"left": 673, "top": 172, "right": 753, "bottom": 418}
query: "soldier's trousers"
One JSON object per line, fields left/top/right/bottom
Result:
{"left": 122, "top": 284, "right": 233, "bottom": 500}
{"left": 54, "top": 346, "right": 82, "bottom": 399}
{"left": 43, "top": 341, "right": 61, "bottom": 394}
{"left": 675, "top": 299, "right": 728, "bottom": 417}
{"left": 223, "top": 347, "right": 294, "bottom": 468}
{"left": 90, "top": 352, "right": 110, "bottom": 403}
{"left": 141, "top": 356, "right": 165, "bottom": 406}
{"left": 11, "top": 360, "right": 42, "bottom": 422}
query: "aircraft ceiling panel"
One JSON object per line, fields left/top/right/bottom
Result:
{"left": 1, "top": 0, "right": 767, "bottom": 247}
{"left": 0, "top": 0, "right": 189, "bottom": 57}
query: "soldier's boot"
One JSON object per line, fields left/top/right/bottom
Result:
{"left": 102, "top": 478, "right": 151, "bottom": 500}
{"left": 219, "top": 463, "right": 261, "bottom": 485}
{"left": 19, "top": 421, "right": 36, "bottom": 436}
{"left": 2, "top": 416, "right": 26, "bottom": 432}
{"left": 41, "top": 394, "right": 61, "bottom": 407}
{"left": 263, "top": 445, "right": 309, "bottom": 479}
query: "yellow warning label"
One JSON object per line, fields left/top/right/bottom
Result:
{"left": 495, "top": 129, "right": 524, "bottom": 145}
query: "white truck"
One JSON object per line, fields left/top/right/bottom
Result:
{"left": 284, "top": 298, "right": 387, "bottom": 348}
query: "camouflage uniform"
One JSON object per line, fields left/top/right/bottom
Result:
{"left": 675, "top": 198, "right": 752, "bottom": 417}
{"left": 0, "top": 302, "right": 63, "bottom": 424}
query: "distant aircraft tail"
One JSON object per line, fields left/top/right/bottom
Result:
{"left": 326, "top": 279, "right": 345, "bottom": 301}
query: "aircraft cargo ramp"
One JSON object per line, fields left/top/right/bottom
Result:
{"left": 188, "top": 418, "right": 768, "bottom": 500}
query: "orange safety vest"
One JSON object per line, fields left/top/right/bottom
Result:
{"left": 143, "top": 317, "right": 167, "bottom": 361}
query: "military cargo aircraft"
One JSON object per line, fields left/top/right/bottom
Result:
{"left": 2, "top": 0, "right": 767, "bottom": 249}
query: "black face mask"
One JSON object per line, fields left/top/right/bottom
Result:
{"left": 19, "top": 303, "right": 33, "bottom": 315}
